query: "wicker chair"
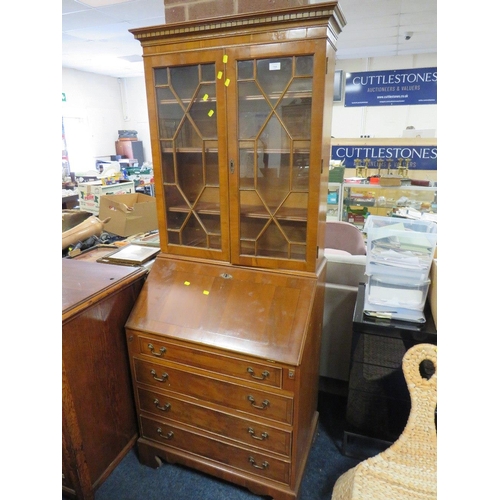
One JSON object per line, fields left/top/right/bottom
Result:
{"left": 331, "top": 343, "right": 437, "bottom": 500}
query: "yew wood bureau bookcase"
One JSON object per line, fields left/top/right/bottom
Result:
{"left": 126, "top": 4, "right": 345, "bottom": 499}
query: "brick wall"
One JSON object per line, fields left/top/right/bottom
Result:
{"left": 163, "top": 0, "right": 335, "bottom": 24}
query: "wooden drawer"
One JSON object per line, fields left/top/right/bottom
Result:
{"left": 134, "top": 333, "right": 283, "bottom": 388}
{"left": 140, "top": 415, "right": 291, "bottom": 485}
{"left": 137, "top": 387, "right": 292, "bottom": 456}
{"left": 133, "top": 358, "right": 293, "bottom": 425}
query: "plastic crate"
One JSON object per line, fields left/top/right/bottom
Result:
{"left": 364, "top": 215, "right": 437, "bottom": 281}
{"left": 366, "top": 274, "right": 430, "bottom": 311}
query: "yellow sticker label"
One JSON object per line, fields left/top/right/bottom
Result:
{"left": 208, "top": 109, "right": 214, "bottom": 117}
{"left": 223, "top": 55, "right": 228, "bottom": 63}
{"left": 184, "top": 281, "right": 190, "bottom": 286}
{"left": 217, "top": 71, "right": 223, "bottom": 79}
{"left": 203, "top": 94, "right": 209, "bottom": 101}
{"left": 224, "top": 78, "right": 230, "bottom": 87}
{"left": 203, "top": 290, "right": 209, "bottom": 295}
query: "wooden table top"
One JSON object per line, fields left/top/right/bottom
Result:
{"left": 62, "top": 259, "right": 147, "bottom": 319}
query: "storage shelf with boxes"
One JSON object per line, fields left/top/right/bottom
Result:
{"left": 362, "top": 215, "right": 437, "bottom": 324}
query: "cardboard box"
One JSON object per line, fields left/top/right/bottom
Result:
{"left": 99, "top": 193, "right": 158, "bottom": 237}
{"left": 78, "top": 180, "right": 135, "bottom": 215}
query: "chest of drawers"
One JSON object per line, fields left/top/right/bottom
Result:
{"left": 125, "top": 255, "right": 325, "bottom": 500}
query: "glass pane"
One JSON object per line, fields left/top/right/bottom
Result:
{"left": 238, "top": 60, "right": 254, "bottom": 80}
{"left": 257, "top": 223, "right": 288, "bottom": 257}
{"left": 154, "top": 68, "right": 168, "bottom": 86}
{"left": 279, "top": 81, "right": 312, "bottom": 139}
{"left": 167, "top": 230, "right": 181, "bottom": 245}
{"left": 290, "top": 243, "right": 307, "bottom": 260}
{"left": 190, "top": 83, "right": 217, "bottom": 138}
{"left": 238, "top": 82, "right": 270, "bottom": 140}
{"left": 155, "top": 62, "right": 222, "bottom": 252}
{"left": 165, "top": 185, "right": 188, "bottom": 212}
{"left": 161, "top": 149, "right": 175, "bottom": 184}
{"left": 201, "top": 64, "right": 215, "bottom": 82}
{"left": 256, "top": 117, "right": 289, "bottom": 212}
{"left": 276, "top": 192, "right": 308, "bottom": 221}
{"left": 177, "top": 152, "right": 204, "bottom": 204}
{"left": 236, "top": 55, "right": 313, "bottom": 262}
{"left": 240, "top": 190, "right": 268, "bottom": 218}
{"left": 280, "top": 221, "right": 307, "bottom": 243}
{"left": 157, "top": 88, "right": 184, "bottom": 139}
{"left": 170, "top": 66, "right": 199, "bottom": 100}
{"left": 181, "top": 214, "right": 207, "bottom": 247}
{"left": 208, "top": 234, "right": 221, "bottom": 249}
{"left": 167, "top": 212, "right": 186, "bottom": 232}
{"left": 292, "top": 149, "right": 310, "bottom": 190}
{"left": 295, "top": 56, "right": 313, "bottom": 76}
{"left": 241, "top": 217, "right": 271, "bottom": 257}
{"left": 205, "top": 148, "right": 219, "bottom": 186}
{"left": 285, "top": 75, "right": 313, "bottom": 95}
{"left": 256, "top": 58, "right": 292, "bottom": 103}
{"left": 199, "top": 214, "right": 221, "bottom": 235}
{"left": 196, "top": 186, "right": 220, "bottom": 214}
{"left": 177, "top": 118, "right": 202, "bottom": 149}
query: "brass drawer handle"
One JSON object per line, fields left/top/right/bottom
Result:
{"left": 248, "top": 427, "right": 269, "bottom": 441}
{"left": 157, "top": 428, "right": 174, "bottom": 440}
{"left": 247, "top": 395, "right": 270, "bottom": 410}
{"left": 153, "top": 398, "right": 171, "bottom": 412}
{"left": 150, "top": 369, "right": 168, "bottom": 382}
{"left": 249, "top": 456, "right": 269, "bottom": 470}
{"left": 247, "top": 367, "right": 270, "bottom": 380}
{"left": 148, "top": 343, "right": 166, "bottom": 357}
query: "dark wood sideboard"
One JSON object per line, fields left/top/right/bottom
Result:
{"left": 62, "top": 259, "right": 147, "bottom": 500}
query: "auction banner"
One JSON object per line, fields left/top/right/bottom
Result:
{"left": 344, "top": 67, "right": 437, "bottom": 107}
{"left": 331, "top": 144, "right": 437, "bottom": 171}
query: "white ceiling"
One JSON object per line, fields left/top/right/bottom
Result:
{"left": 62, "top": 0, "right": 437, "bottom": 79}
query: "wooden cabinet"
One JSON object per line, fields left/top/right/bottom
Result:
{"left": 126, "top": 256, "right": 326, "bottom": 499}
{"left": 62, "top": 260, "right": 147, "bottom": 500}
{"left": 132, "top": 3, "right": 345, "bottom": 273}
{"left": 115, "top": 139, "right": 144, "bottom": 166}
{"left": 126, "top": 4, "right": 345, "bottom": 499}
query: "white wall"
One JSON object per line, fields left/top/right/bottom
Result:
{"left": 332, "top": 53, "right": 437, "bottom": 138}
{"left": 62, "top": 53, "right": 437, "bottom": 172}
{"left": 62, "top": 68, "right": 151, "bottom": 172}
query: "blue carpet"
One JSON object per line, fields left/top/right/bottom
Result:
{"left": 64, "top": 392, "right": 362, "bottom": 499}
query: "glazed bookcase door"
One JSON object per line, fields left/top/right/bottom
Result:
{"left": 145, "top": 50, "right": 230, "bottom": 261}
{"left": 226, "top": 42, "right": 324, "bottom": 273}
